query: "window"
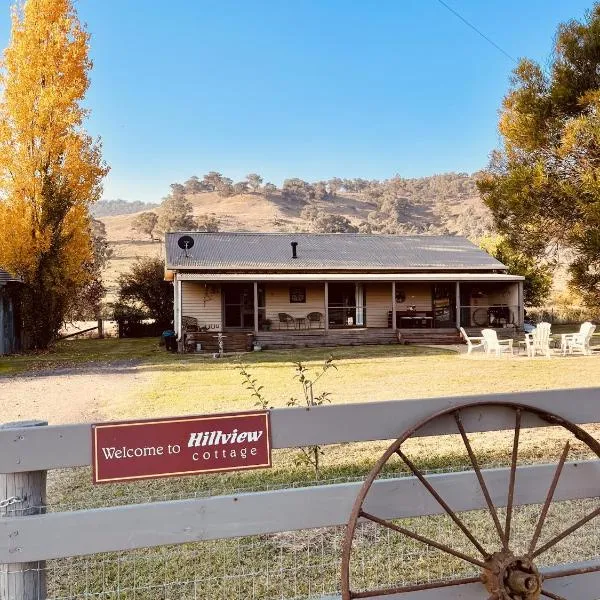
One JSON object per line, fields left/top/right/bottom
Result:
{"left": 289, "top": 286, "right": 306, "bottom": 303}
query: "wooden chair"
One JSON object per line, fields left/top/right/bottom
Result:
{"left": 278, "top": 313, "right": 295, "bottom": 329}
{"left": 306, "top": 312, "right": 323, "bottom": 328}
{"left": 561, "top": 321, "right": 596, "bottom": 355}
{"left": 524, "top": 322, "right": 552, "bottom": 357}
{"left": 481, "top": 329, "right": 513, "bottom": 356}
{"left": 459, "top": 327, "right": 485, "bottom": 354}
{"left": 182, "top": 316, "right": 199, "bottom": 332}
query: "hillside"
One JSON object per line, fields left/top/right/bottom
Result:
{"left": 99, "top": 179, "right": 493, "bottom": 298}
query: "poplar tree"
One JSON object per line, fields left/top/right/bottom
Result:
{"left": 0, "top": 0, "right": 108, "bottom": 348}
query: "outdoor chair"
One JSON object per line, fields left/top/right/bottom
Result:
{"left": 481, "top": 329, "right": 513, "bottom": 356}
{"left": 306, "top": 312, "right": 324, "bottom": 328}
{"left": 459, "top": 327, "right": 485, "bottom": 354}
{"left": 524, "top": 321, "right": 552, "bottom": 358}
{"left": 278, "top": 313, "right": 295, "bottom": 329}
{"left": 561, "top": 321, "right": 596, "bottom": 355}
{"left": 182, "top": 315, "right": 199, "bottom": 332}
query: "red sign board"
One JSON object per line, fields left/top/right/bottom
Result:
{"left": 92, "top": 411, "right": 271, "bottom": 484}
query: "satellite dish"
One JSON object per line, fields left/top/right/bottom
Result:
{"left": 177, "top": 235, "right": 195, "bottom": 251}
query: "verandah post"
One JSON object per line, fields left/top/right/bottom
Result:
{"left": 455, "top": 281, "right": 461, "bottom": 329}
{"left": 0, "top": 420, "right": 48, "bottom": 600}
{"left": 391, "top": 281, "right": 397, "bottom": 330}
{"left": 324, "top": 281, "right": 329, "bottom": 332}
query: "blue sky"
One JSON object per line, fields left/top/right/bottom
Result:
{"left": 0, "top": 0, "right": 594, "bottom": 202}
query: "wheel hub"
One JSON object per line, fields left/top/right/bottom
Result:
{"left": 483, "top": 550, "right": 542, "bottom": 599}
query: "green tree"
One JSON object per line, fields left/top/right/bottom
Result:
{"left": 263, "top": 182, "right": 278, "bottom": 195}
{"left": 246, "top": 173, "right": 263, "bottom": 193}
{"left": 131, "top": 211, "right": 159, "bottom": 240}
{"left": 115, "top": 257, "right": 173, "bottom": 327}
{"left": 157, "top": 195, "right": 196, "bottom": 234}
{"left": 68, "top": 218, "right": 112, "bottom": 320}
{"left": 184, "top": 176, "right": 206, "bottom": 194}
{"left": 203, "top": 171, "right": 224, "bottom": 191}
{"left": 312, "top": 212, "right": 358, "bottom": 233}
{"left": 479, "top": 236, "right": 553, "bottom": 307}
{"left": 233, "top": 181, "right": 249, "bottom": 195}
{"left": 477, "top": 4, "right": 600, "bottom": 308}
{"left": 197, "top": 215, "right": 220, "bottom": 232}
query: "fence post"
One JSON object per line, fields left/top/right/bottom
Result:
{"left": 0, "top": 420, "right": 48, "bottom": 600}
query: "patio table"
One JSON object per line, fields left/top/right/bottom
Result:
{"left": 294, "top": 317, "right": 307, "bottom": 330}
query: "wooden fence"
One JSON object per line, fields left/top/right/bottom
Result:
{"left": 1, "top": 388, "right": 600, "bottom": 599}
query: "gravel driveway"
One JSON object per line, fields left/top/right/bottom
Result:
{"left": 0, "top": 361, "right": 153, "bottom": 425}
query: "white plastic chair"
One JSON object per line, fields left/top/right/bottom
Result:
{"left": 481, "top": 329, "right": 513, "bottom": 356}
{"left": 524, "top": 322, "right": 552, "bottom": 358}
{"left": 459, "top": 327, "right": 485, "bottom": 354}
{"left": 561, "top": 322, "right": 596, "bottom": 355}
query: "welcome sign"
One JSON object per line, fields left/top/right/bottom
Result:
{"left": 92, "top": 411, "right": 271, "bottom": 484}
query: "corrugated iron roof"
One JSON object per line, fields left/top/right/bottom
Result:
{"left": 0, "top": 268, "right": 19, "bottom": 286}
{"left": 165, "top": 232, "right": 507, "bottom": 272}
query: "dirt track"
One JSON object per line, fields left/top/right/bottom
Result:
{"left": 0, "top": 362, "right": 152, "bottom": 425}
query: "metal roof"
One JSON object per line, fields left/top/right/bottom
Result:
{"left": 0, "top": 269, "right": 19, "bottom": 286}
{"left": 165, "top": 232, "right": 507, "bottom": 272}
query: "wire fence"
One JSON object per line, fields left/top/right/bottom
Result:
{"left": 0, "top": 499, "right": 589, "bottom": 600}
{"left": 3, "top": 415, "right": 600, "bottom": 599}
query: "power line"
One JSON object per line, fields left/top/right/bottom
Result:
{"left": 435, "top": 0, "right": 517, "bottom": 63}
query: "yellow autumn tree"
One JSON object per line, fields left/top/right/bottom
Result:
{"left": 0, "top": 0, "right": 109, "bottom": 348}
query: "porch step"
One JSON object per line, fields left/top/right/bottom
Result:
{"left": 256, "top": 329, "right": 398, "bottom": 349}
{"left": 185, "top": 331, "right": 254, "bottom": 353}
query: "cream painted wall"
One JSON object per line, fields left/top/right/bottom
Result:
{"left": 264, "top": 282, "right": 326, "bottom": 325}
{"left": 365, "top": 282, "right": 393, "bottom": 327}
{"left": 181, "top": 281, "right": 222, "bottom": 331}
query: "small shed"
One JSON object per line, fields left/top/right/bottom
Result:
{"left": 0, "top": 268, "right": 24, "bottom": 355}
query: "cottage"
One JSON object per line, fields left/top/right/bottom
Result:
{"left": 164, "top": 232, "right": 524, "bottom": 351}
{"left": 0, "top": 268, "right": 24, "bottom": 355}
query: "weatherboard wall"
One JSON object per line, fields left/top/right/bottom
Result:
{"left": 264, "top": 282, "right": 325, "bottom": 324}
{"left": 181, "top": 281, "right": 222, "bottom": 331}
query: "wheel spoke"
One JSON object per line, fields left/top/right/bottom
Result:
{"left": 541, "top": 590, "right": 567, "bottom": 600}
{"left": 528, "top": 441, "right": 570, "bottom": 556}
{"left": 454, "top": 410, "right": 505, "bottom": 543}
{"left": 532, "top": 505, "right": 600, "bottom": 559}
{"left": 360, "top": 510, "right": 487, "bottom": 569}
{"left": 396, "top": 449, "right": 488, "bottom": 557}
{"left": 348, "top": 575, "right": 482, "bottom": 598}
{"left": 503, "top": 408, "right": 521, "bottom": 550}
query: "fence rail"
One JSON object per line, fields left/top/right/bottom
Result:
{"left": 2, "top": 387, "right": 600, "bottom": 599}
{"left": 2, "top": 387, "right": 599, "bottom": 474}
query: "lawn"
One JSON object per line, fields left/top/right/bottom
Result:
{"left": 3, "top": 338, "right": 600, "bottom": 599}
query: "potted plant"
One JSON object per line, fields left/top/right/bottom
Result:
{"left": 263, "top": 319, "right": 272, "bottom": 331}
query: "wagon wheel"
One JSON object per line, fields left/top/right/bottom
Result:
{"left": 341, "top": 402, "right": 600, "bottom": 599}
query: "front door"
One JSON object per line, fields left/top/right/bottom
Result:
{"left": 328, "top": 283, "right": 365, "bottom": 327}
{"left": 432, "top": 284, "right": 456, "bottom": 328}
{"left": 223, "top": 283, "right": 255, "bottom": 329}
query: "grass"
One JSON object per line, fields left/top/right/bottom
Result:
{"left": 0, "top": 337, "right": 181, "bottom": 376}
{"left": 3, "top": 337, "right": 600, "bottom": 598}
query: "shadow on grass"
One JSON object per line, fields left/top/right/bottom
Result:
{"left": 0, "top": 338, "right": 457, "bottom": 378}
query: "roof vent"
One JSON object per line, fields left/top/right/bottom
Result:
{"left": 291, "top": 241, "right": 298, "bottom": 259}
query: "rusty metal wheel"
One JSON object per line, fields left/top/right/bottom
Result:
{"left": 341, "top": 402, "right": 600, "bottom": 599}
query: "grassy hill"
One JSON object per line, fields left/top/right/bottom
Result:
{"left": 99, "top": 185, "right": 492, "bottom": 299}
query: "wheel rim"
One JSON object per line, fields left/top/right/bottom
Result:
{"left": 340, "top": 401, "right": 600, "bottom": 599}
